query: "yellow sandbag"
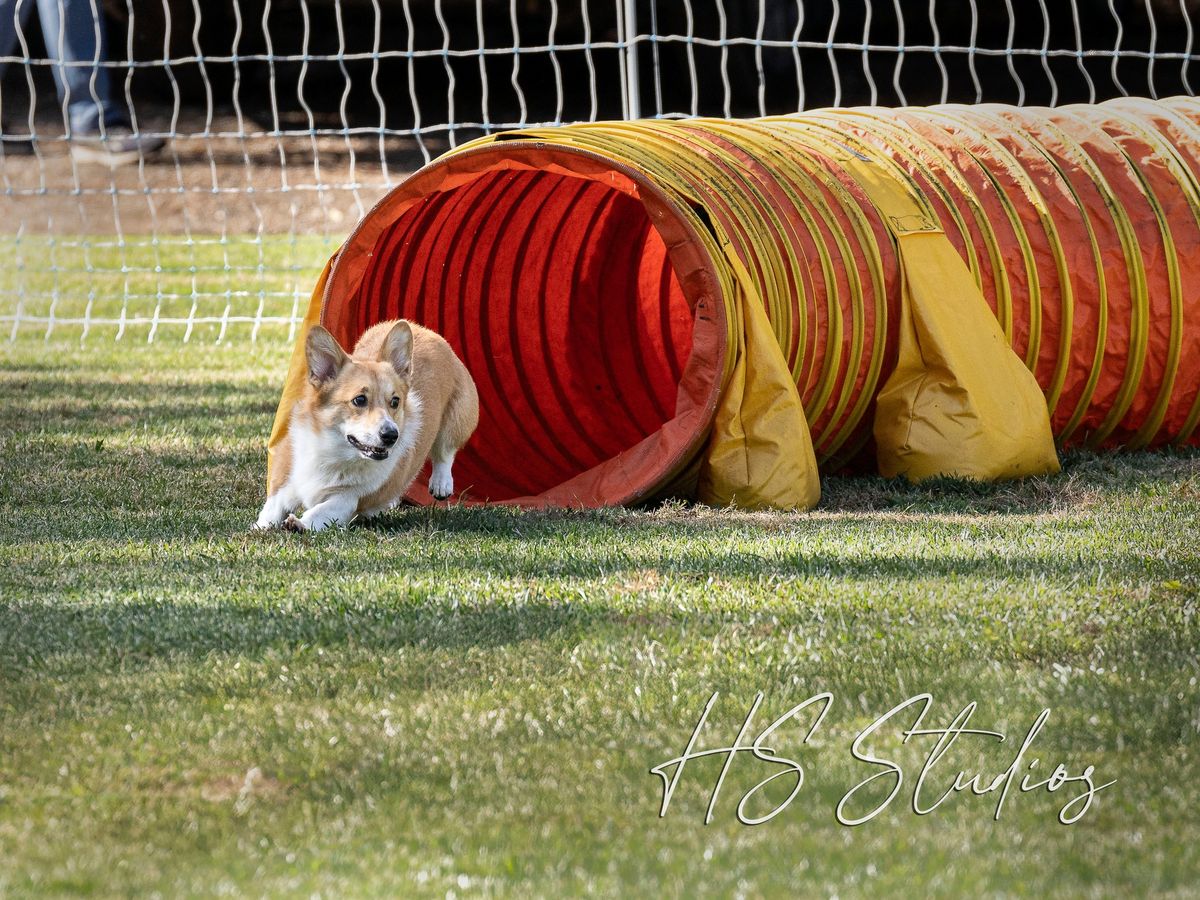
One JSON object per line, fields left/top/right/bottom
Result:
{"left": 698, "top": 251, "right": 821, "bottom": 509}
{"left": 837, "top": 154, "right": 1060, "bottom": 481}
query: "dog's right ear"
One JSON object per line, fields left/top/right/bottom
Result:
{"left": 305, "top": 326, "right": 348, "bottom": 387}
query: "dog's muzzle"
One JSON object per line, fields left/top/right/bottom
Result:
{"left": 347, "top": 434, "right": 390, "bottom": 460}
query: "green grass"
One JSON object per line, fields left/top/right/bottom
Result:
{"left": 1, "top": 339, "right": 1198, "bottom": 897}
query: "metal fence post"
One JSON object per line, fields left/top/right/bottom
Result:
{"left": 621, "top": 0, "right": 641, "bottom": 120}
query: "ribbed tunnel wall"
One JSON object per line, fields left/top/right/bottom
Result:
{"left": 316, "top": 97, "right": 1200, "bottom": 507}
{"left": 336, "top": 167, "right": 695, "bottom": 502}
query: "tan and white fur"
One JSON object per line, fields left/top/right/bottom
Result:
{"left": 255, "top": 319, "right": 478, "bottom": 532}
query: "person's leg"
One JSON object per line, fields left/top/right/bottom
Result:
{"left": 0, "top": 0, "right": 31, "bottom": 63}
{"left": 0, "top": 0, "right": 37, "bottom": 99}
{"left": 35, "top": 0, "right": 121, "bottom": 134}
{"left": 0, "top": 0, "right": 38, "bottom": 151}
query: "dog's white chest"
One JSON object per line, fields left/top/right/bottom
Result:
{"left": 288, "top": 423, "right": 400, "bottom": 509}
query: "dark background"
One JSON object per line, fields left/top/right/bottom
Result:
{"left": 6, "top": 0, "right": 1200, "bottom": 130}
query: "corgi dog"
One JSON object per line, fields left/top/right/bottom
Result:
{"left": 255, "top": 319, "right": 479, "bottom": 532}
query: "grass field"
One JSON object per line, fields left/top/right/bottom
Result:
{"left": 1, "top": 339, "right": 1198, "bottom": 897}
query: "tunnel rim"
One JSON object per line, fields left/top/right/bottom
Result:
{"left": 321, "top": 141, "right": 730, "bottom": 507}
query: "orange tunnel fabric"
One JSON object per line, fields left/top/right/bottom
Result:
{"left": 281, "top": 97, "right": 1200, "bottom": 508}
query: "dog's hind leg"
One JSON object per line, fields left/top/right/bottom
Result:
{"left": 428, "top": 442, "right": 457, "bottom": 501}
{"left": 428, "top": 380, "right": 479, "bottom": 501}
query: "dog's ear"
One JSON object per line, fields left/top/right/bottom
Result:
{"left": 305, "top": 326, "right": 348, "bottom": 387}
{"left": 380, "top": 320, "right": 413, "bottom": 377}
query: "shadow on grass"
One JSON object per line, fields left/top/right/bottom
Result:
{"left": 0, "top": 592, "right": 598, "bottom": 664}
{"left": 371, "top": 445, "right": 1199, "bottom": 529}
{"left": 0, "top": 373, "right": 279, "bottom": 430}
{"left": 0, "top": 559, "right": 1193, "bottom": 710}
{"left": 5, "top": 524, "right": 1192, "bottom": 586}
{"left": 0, "top": 595, "right": 601, "bottom": 718}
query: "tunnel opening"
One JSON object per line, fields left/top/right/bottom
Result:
{"left": 322, "top": 147, "right": 727, "bottom": 506}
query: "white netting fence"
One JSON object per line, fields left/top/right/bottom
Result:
{"left": 1, "top": 0, "right": 1196, "bottom": 342}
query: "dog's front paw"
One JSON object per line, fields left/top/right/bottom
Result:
{"left": 428, "top": 466, "right": 454, "bottom": 501}
{"left": 282, "top": 513, "right": 307, "bottom": 533}
{"left": 255, "top": 495, "right": 292, "bottom": 531}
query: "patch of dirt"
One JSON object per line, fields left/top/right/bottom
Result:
{"left": 617, "top": 569, "right": 664, "bottom": 594}
{"left": 198, "top": 766, "right": 288, "bottom": 814}
{"left": 1, "top": 109, "right": 447, "bottom": 235}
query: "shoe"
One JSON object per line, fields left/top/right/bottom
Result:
{"left": 69, "top": 125, "right": 166, "bottom": 165}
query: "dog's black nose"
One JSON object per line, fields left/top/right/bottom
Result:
{"left": 379, "top": 424, "right": 399, "bottom": 446}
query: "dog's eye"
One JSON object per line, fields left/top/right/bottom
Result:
{"left": 351, "top": 394, "right": 367, "bottom": 407}
{"left": 390, "top": 396, "right": 400, "bottom": 409}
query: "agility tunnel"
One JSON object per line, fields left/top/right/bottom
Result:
{"left": 269, "top": 96, "right": 1200, "bottom": 509}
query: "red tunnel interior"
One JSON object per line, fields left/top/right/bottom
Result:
{"left": 322, "top": 153, "right": 722, "bottom": 505}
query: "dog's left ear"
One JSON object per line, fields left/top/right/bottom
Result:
{"left": 380, "top": 320, "right": 413, "bottom": 377}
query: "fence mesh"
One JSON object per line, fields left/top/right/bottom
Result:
{"left": 1, "top": 0, "right": 1196, "bottom": 342}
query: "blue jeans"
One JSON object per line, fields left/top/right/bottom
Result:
{"left": 0, "top": 0, "right": 123, "bottom": 134}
